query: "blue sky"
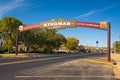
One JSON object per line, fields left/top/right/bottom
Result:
{"left": 0, "top": 0, "right": 120, "bottom": 47}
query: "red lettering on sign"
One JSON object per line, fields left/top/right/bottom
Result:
{"left": 76, "top": 22, "right": 100, "bottom": 29}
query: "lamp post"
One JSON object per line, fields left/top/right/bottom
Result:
{"left": 114, "top": 33, "right": 116, "bottom": 54}
{"left": 0, "top": 37, "right": 2, "bottom": 48}
{"left": 118, "top": 36, "right": 120, "bottom": 41}
{"left": 96, "top": 41, "right": 99, "bottom": 49}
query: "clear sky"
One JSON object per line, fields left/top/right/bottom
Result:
{"left": 0, "top": 0, "right": 120, "bottom": 47}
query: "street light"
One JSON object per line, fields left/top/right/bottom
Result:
{"left": 0, "top": 37, "right": 2, "bottom": 48}
{"left": 114, "top": 34, "right": 116, "bottom": 54}
{"left": 118, "top": 36, "right": 120, "bottom": 41}
{"left": 96, "top": 41, "right": 99, "bottom": 50}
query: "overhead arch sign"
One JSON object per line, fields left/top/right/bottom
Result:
{"left": 17, "top": 18, "right": 111, "bottom": 61}
{"left": 19, "top": 19, "right": 107, "bottom": 31}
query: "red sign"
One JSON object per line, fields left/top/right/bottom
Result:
{"left": 20, "top": 24, "right": 39, "bottom": 31}
{"left": 76, "top": 22, "right": 100, "bottom": 29}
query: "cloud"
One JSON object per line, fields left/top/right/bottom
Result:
{"left": 74, "top": 5, "right": 116, "bottom": 19}
{"left": 75, "top": 10, "right": 97, "bottom": 18}
{"left": 98, "top": 5, "right": 116, "bottom": 12}
{"left": 0, "top": 0, "right": 24, "bottom": 17}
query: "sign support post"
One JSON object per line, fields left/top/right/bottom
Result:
{"left": 107, "top": 22, "right": 111, "bottom": 61}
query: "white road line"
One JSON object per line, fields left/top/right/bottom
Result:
{"left": 39, "top": 69, "right": 112, "bottom": 70}
{"left": 15, "top": 76, "right": 114, "bottom": 78}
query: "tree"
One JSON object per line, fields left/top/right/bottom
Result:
{"left": 65, "top": 37, "right": 79, "bottom": 52}
{"left": 0, "top": 16, "right": 22, "bottom": 53}
{"left": 19, "top": 29, "right": 66, "bottom": 53}
{"left": 53, "top": 34, "right": 66, "bottom": 50}
{"left": 30, "top": 29, "right": 48, "bottom": 52}
{"left": 113, "top": 41, "right": 120, "bottom": 53}
{"left": 38, "top": 29, "right": 66, "bottom": 53}
{"left": 0, "top": 17, "right": 66, "bottom": 53}
{"left": 47, "top": 33, "right": 66, "bottom": 52}
{"left": 19, "top": 30, "right": 34, "bottom": 53}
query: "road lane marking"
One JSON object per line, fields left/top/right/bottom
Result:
{"left": 15, "top": 75, "right": 114, "bottom": 78}
{"left": 26, "top": 68, "right": 112, "bottom": 71}
{"left": 0, "top": 57, "right": 63, "bottom": 66}
{"left": 83, "top": 58, "right": 112, "bottom": 65}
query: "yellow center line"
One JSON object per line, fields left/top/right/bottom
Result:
{"left": 0, "top": 57, "right": 64, "bottom": 66}
{"left": 83, "top": 58, "right": 112, "bottom": 65}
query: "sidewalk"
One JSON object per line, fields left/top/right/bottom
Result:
{"left": 111, "top": 53, "right": 120, "bottom": 66}
{"left": 0, "top": 54, "right": 31, "bottom": 58}
{"left": 111, "top": 53, "right": 120, "bottom": 79}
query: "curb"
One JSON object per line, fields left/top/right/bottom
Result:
{"left": 0, "top": 54, "right": 30, "bottom": 58}
{"left": 83, "top": 58, "right": 112, "bottom": 65}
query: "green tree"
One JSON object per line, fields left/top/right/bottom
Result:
{"left": 44, "top": 29, "right": 66, "bottom": 52}
{"left": 36, "top": 29, "right": 66, "bottom": 53}
{"left": 113, "top": 41, "right": 120, "bottom": 53}
{"left": 30, "top": 29, "right": 48, "bottom": 52}
{"left": 19, "top": 30, "right": 34, "bottom": 53}
{"left": 0, "top": 16, "right": 22, "bottom": 53}
{"left": 52, "top": 34, "right": 66, "bottom": 51}
{"left": 65, "top": 37, "right": 79, "bottom": 52}
{"left": 19, "top": 29, "right": 66, "bottom": 53}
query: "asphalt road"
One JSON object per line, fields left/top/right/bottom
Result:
{"left": 0, "top": 53, "right": 115, "bottom": 80}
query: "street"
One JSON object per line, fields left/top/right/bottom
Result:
{"left": 0, "top": 53, "right": 114, "bottom": 80}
